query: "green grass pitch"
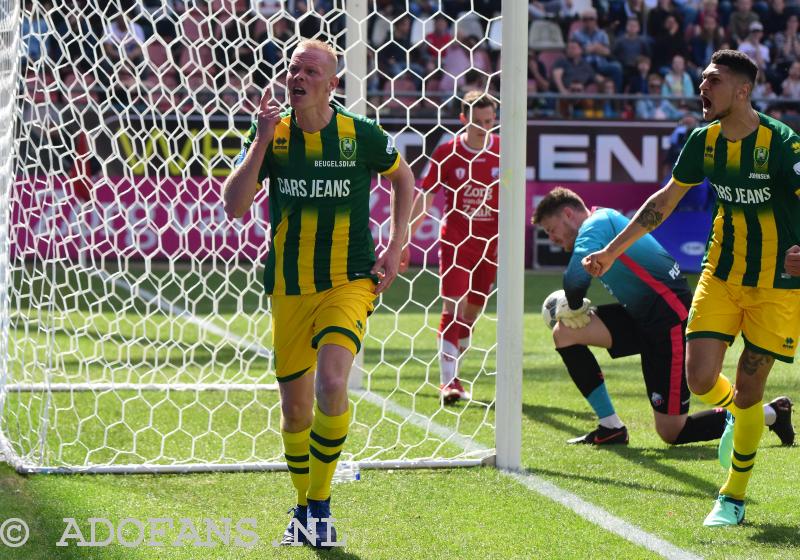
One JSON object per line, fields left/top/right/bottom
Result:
{"left": 2, "top": 266, "right": 799, "bottom": 559}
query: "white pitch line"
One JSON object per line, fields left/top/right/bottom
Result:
{"left": 97, "top": 267, "right": 702, "bottom": 560}
{"left": 354, "top": 390, "right": 702, "bottom": 560}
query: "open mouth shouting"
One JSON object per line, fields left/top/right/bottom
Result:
{"left": 289, "top": 86, "right": 307, "bottom": 100}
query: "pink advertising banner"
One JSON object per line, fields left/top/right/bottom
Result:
{"left": 12, "top": 176, "right": 658, "bottom": 266}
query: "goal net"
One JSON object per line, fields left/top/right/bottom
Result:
{"left": 3, "top": 0, "right": 518, "bottom": 473}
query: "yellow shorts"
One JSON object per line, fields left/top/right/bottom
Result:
{"left": 686, "top": 271, "right": 800, "bottom": 363}
{"left": 270, "top": 279, "right": 376, "bottom": 382}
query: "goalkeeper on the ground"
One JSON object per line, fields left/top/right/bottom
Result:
{"left": 532, "top": 187, "right": 793, "bottom": 448}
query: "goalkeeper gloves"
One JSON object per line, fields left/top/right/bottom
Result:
{"left": 555, "top": 298, "right": 593, "bottom": 329}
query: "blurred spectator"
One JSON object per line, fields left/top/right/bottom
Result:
{"left": 528, "top": 50, "right": 551, "bottom": 113}
{"left": 652, "top": 14, "right": 690, "bottom": 73}
{"left": 647, "top": 0, "right": 682, "bottom": 38}
{"left": 461, "top": 69, "right": 489, "bottom": 93}
{"left": 369, "top": 1, "right": 395, "bottom": 46}
{"left": 528, "top": 19, "right": 566, "bottom": 50}
{"left": 689, "top": 13, "right": 726, "bottom": 68}
{"left": 771, "top": 14, "right": 800, "bottom": 77}
{"left": 662, "top": 54, "right": 695, "bottom": 98}
{"left": 613, "top": 19, "right": 652, "bottom": 84}
{"left": 103, "top": 12, "right": 146, "bottom": 67}
{"left": 440, "top": 32, "right": 493, "bottom": 94}
{"left": 627, "top": 54, "right": 653, "bottom": 92}
{"left": 528, "top": 50, "right": 552, "bottom": 92}
{"left": 674, "top": 0, "right": 702, "bottom": 25}
{"left": 292, "top": 0, "right": 324, "bottom": 38}
{"left": 727, "top": 0, "right": 759, "bottom": 45}
{"left": 21, "top": 0, "right": 50, "bottom": 67}
{"left": 214, "top": 10, "right": 258, "bottom": 89}
{"left": 377, "top": 16, "right": 426, "bottom": 80}
{"left": 563, "top": 82, "right": 604, "bottom": 118}
{"left": 781, "top": 60, "right": 800, "bottom": 98}
{"left": 620, "top": 0, "right": 649, "bottom": 31}
{"left": 600, "top": 78, "right": 624, "bottom": 117}
{"left": 381, "top": 70, "right": 419, "bottom": 114}
{"left": 426, "top": 14, "right": 453, "bottom": 58}
{"left": 737, "top": 21, "right": 770, "bottom": 72}
{"left": 552, "top": 40, "right": 598, "bottom": 93}
{"left": 52, "top": 10, "right": 104, "bottom": 76}
{"left": 453, "top": 11, "right": 485, "bottom": 41}
{"left": 255, "top": 17, "right": 292, "bottom": 85}
{"left": 139, "top": 0, "right": 182, "bottom": 40}
{"left": 762, "top": 0, "right": 792, "bottom": 36}
{"left": 635, "top": 72, "right": 686, "bottom": 118}
{"left": 753, "top": 70, "right": 778, "bottom": 108}
{"left": 570, "top": 8, "right": 624, "bottom": 91}
{"left": 254, "top": 0, "right": 282, "bottom": 17}
{"left": 694, "top": 0, "right": 722, "bottom": 30}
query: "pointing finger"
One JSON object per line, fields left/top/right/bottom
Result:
{"left": 259, "top": 89, "right": 272, "bottom": 110}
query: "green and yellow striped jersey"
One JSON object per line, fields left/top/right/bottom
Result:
{"left": 241, "top": 103, "right": 400, "bottom": 295}
{"left": 672, "top": 112, "right": 800, "bottom": 289}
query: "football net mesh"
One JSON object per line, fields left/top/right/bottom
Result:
{"left": 3, "top": 0, "right": 501, "bottom": 473}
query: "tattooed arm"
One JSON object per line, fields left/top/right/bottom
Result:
{"left": 582, "top": 179, "right": 687, "bottom": 277}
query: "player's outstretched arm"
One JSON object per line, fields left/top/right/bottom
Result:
{"left": 786, "top": 245, "right": 800, "bottom": 276}
{"left": 373, "top": 157, "right": 415, "bottom": 294}
{"left": 223, "top": 90, "right": 282, "bottom": 219}
{"left": 582, "top": 178, "right": 687, "bottom": 277}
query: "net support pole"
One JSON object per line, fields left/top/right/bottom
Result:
{"left": 0, "top": 0, "right": 21, "bottom": 424}
{"left": 495, "top": 2, "right": 527, "bottom": 471}
{"left": 345, "top": 0, "right": 368, "bottom": 390}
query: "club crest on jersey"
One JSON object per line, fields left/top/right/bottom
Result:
{"left": 339, "top": 137, "right": 357, "bottom": 160}
{"left": 792, "top": 141, "right": 800, "bottom": 154}
{"left": 455, "top": 168, "right": 466, "bottom": 180}
{"left": 753, "top": 146, "right": 769, "bottom": 170}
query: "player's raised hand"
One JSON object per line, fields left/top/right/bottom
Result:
{"left": 582, "top": 249, "right": 616, "bottom": 277}
{"left": 255, "top": 89, "right": 282, "bottom": 141}
{"left": 372, "top": 242, "right": 403, "bottom": 294}
{"left": 785, "top": 245, "right": 800, "bottom": 276}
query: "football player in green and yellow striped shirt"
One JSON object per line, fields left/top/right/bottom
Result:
{"left": 583, "top": 50, "right": 800, "bottom": 527}
{"left": 223, "top": 39, "right": 414, "bottom": 547}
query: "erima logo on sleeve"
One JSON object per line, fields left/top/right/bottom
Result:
{"left": 384, "top": 132, "right": 395, "bottom": 154}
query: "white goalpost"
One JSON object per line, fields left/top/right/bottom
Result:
{"left": 2, "top": 0, "right": 525, "bottom": 474}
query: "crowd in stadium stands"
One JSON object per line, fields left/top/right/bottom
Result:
{"left": 17, "top": 0, "right": 800, "bottom": 125}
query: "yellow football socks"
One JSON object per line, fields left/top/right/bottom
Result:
{"left": 307, "top": 405, "right": 350, "bottom": 501}
{"left": 281, "top": 427, "right": 311, "bottom": 506}
{"left": 695, "top": 374, "right": 734, "bottom": 411}
{"left": 720, "top": 401, "right": 764, "bottom": 500}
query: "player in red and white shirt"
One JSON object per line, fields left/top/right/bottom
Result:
{"left": 401, "top": 91, "right": 499, "bottom": 404}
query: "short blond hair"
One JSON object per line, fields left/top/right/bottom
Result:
{"left": 461, "top": 90, "right": 498, "bottom": 117}
{"left": 295, "top": 39, "right": 339, "bottom": 73}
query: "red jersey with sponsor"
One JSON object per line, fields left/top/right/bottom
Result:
{"left": 421, "top": 133, "right": 500, "bottom": 247}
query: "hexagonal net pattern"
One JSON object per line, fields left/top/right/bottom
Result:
{"left": 5, "top": 0, "right": 505, "bottom": 473}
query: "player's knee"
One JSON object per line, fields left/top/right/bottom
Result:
{"left": 281, "top": 399, "right": 313, "bottom": 429}
{"left": 315, "top": 371, "right": 348, "bottom": 398}
{"left": 655, "top": 420, "right": 682, "bottom": 444}
{"left": 552, "top": 322, "right": 574, "bottom": 348}
{"left": 685, "top": 368, "right": 714, "bottom": 396}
